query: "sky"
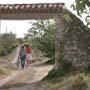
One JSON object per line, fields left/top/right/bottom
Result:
{"left": 0, "top": 0, "right": 82, "bottom": 38}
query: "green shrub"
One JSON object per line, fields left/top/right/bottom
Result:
{"left": 0, "top": 46, "right": 6, "bottom": 56}
{"left": 0, "top": 32, "right": 17, "bottom": 56}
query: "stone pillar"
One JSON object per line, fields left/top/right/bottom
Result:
{"left": 55, "top": 14, "right": 64, "bottom": 70}
{"left": 0, "top": 20, "right": 1, "bottom": 46}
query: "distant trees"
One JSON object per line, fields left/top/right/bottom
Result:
{"left": 72, "top": 0, "right": 90, "bottom": 27}
{"left": 0, "top": 32, "right": 17, "bottom": 56}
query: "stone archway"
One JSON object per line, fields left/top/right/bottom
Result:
{"left": 0, "top": 3, "right": 65, "bottom": 69}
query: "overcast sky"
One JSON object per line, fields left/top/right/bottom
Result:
{"left": 0, "top": 0, "right": 78, "bottom": 38}
{"left": 0, "top": 0, "right": 75, "bottom": 4}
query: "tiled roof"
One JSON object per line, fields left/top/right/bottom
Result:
{"left": 0, "top": 3, "right": 65, "bottom": 14}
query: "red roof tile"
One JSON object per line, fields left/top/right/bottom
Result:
{"left": 0, "top": 3, "right": 65, "bottom": 14}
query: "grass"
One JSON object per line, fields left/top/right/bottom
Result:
{"left": 48, "top": 73, "right": 90, "bottom": 90}
{"left": 0, "top": 82, "right": 29, "bottom": 89}
{"left": 0, "top": 48, "right": 18, "bottom": 76}
{"left": 0, "top": 68, "right": 6, "bottom": 75}
{"left": 50, "top": 77, "right": 73, "bottom": 88}
{"left": 87, "top": 74, "right": 90, "bottom": 85}
{"left": 0, "top": 61, "right": 17, "bottom": 80}
{"left": 0, "top": 68, "right": 9, "bottom": 79}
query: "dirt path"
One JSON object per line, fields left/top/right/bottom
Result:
{"left": 0, "top": 60, "right": 53, "bottom": 89}
{"left": 0, "top": 71, "right": 19, "bottom": 87}
{"left": 0, "top": 47, "right": 53, "bottom": 89}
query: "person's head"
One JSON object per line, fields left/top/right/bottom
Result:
{"left": 21, "top": 45, "right": 25, "bottom": 49}
{"left": 26, "top": 45, "right": 29, "bottom": 48}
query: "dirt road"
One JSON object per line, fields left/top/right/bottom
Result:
{"left": 0, "top": 47, "right": 53, "bottom": 90}
{"left": 0, "top": 61, "right": 53, "bottom": 89}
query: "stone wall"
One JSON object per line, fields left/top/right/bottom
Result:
{"left": 62, "top": 11, "right": 90, "bottom": 70}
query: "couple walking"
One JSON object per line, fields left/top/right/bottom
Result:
{"left": 17, "top": 44, "right": 32, "bottom": 69}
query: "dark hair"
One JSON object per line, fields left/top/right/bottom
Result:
{"left": 21, "top": 45, "right": 25, "bottom": 48}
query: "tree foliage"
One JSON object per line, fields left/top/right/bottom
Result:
{"left": 26, "top": 20, "right": 55, "bottom": 63}
{"left": 72, "top": 0, "right": 90, "bottom": 27}
{"left": 0, "top": 32, "right": 17, "bottom": 56}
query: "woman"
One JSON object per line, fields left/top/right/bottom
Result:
{"left": 26, "top": 45, "right": 32, "bottom": 68}
{"left": 18, "top": 45, "right": 26, "bottom": 69}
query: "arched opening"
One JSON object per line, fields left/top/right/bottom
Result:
{"left": 0, "top": 2, "right": 89, "bottom": 90}
{"left": 0, "top": 3, "right": 65, "bottom": 89}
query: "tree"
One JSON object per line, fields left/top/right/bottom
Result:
{"left": 26, "top": 20, "right": 55, "bottom": 63}
{"left": 0, "top": 32, "right": 17, "bottom": 56}
{"left": 72, "top": 0, "right": 90, "bottom": 27}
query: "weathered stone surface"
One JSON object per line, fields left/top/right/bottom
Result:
{"left": 62, "top": 11, "right": 90, "bottom": 70}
